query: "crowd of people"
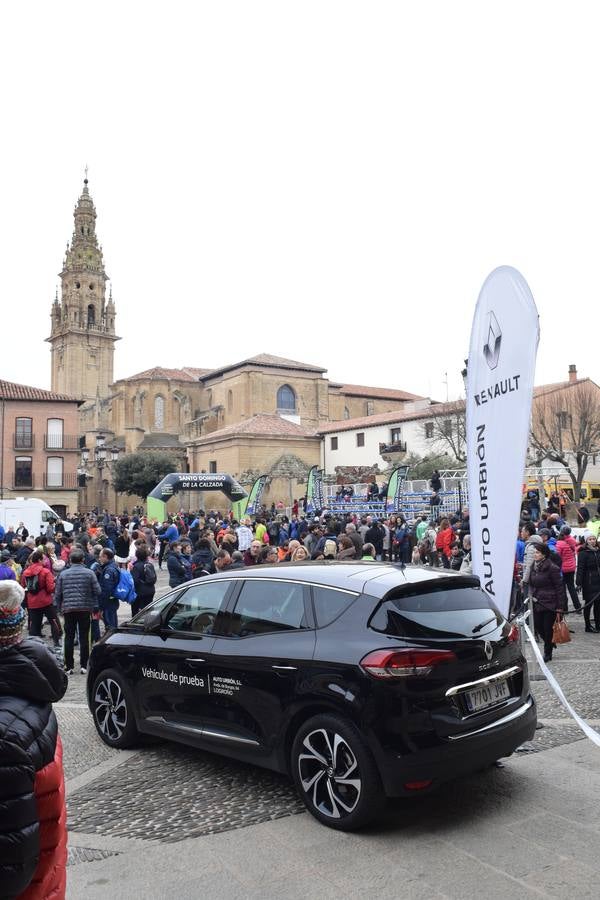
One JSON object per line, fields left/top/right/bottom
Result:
{"left": 1, "top": 489, "right": 597, "bottom": 675}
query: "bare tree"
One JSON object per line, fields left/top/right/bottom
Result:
{"left": 428, "top": 401, "right": 467, "bottom": 463}
{"left": 530, "top": 382, "right": 600, "bottom": 502}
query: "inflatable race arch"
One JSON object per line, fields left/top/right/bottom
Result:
{"left": 147, "top": 472, "right": 247, "bottom": 522}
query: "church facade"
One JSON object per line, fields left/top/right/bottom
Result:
{"left": 48, "top": 180, "right": 426, "bottom": 513}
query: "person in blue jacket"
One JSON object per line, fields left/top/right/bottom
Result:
{"left": 95, "top": 548, "right": 120, "bottom": 630}
{"left": 158, "top": 520, "right": 179, "bottom": 569}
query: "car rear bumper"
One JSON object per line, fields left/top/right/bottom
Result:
{"left": 375, "top": 694, "right": 537, "bottom": 797}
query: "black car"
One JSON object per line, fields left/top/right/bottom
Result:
{"left": 87, "top": 562, "right": 536, "bottom": 830}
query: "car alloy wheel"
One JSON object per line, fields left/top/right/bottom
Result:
{"left": 298, "top": 728, "right": 362, "bottom": 819}
{"left": 94, "top": 677, "right": 128, "bottom": 743}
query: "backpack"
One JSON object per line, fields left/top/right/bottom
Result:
{"left": 142, "top": 561, "right": 157, "bottom": 585}
{"left": 25, "top": 572, "right": 41, "bottom": 594}
{"left": 323, "top": 538, "right": 338, "bottom": 558}
{"left": 114, "top": 568, "right": 137, "bottom": 603}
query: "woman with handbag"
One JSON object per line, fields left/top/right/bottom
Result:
{"left": 529, "top": 541, "right": 565, "bottom": 662}
{"left": 576, "top": 534, "right": 600, "bottom": 633}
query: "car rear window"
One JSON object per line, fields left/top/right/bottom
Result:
{"left": 311, "top": 585, "right": 357, "bottom": 627}
{"left": 369, "top": 587, "right": 502, "bottom": 639}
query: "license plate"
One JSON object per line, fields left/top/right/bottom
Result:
{"left": 463, "top": 678, "right": 510, "bottom": 713}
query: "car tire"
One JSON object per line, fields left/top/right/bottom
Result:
{"left": 91, "top": 668, "right": 138, "bottom": 749}
{"left": 291, "top": 713, "right": 385, "bottom": 830}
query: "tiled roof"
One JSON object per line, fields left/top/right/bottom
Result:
{"left": 118, "top": 366, "right": 212, "bottom": 383}
{"left": 201, "top": 353, "right": 327, "bottom": 380}
{"left": 190, "top": 414, "right": 318, "bottom": 444}
{"left": 336, "top": 383, "right": 425, "bottom": 401}
{"left": 533, "top": 378, "right": 588, "bottom": 397}
{"left": 318, "top": 401, "right": 456, "bottom": 434}
{"left": 319, "top": 376, "right": 598, "bottom": 435}
{"left": 0, "top": 379, "right": 81, "bottom": 403}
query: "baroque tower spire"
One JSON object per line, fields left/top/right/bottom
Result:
{"left": 47, "top": 174, "right": 120, "bottom": 400}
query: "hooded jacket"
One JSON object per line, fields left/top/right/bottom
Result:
{"left": 0, "top": 633, "right": 68, "bottom": 899}
{"left": 21, "top": 563, "right": 55, "bottom": 610}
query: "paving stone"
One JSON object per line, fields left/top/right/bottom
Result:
{"left": 68, "top": 743, "right": 305, "bottom": 842}
{"left": 67, "top": 846, "right": 120, "bottom": 866}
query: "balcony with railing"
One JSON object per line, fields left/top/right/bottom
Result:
{"left": 11, "top": 473, "right": 79, "bottom": 491}
{"left": 13, "top": 433, "right": 34, "bottom": 450}
{"left": 379, "top": 440, "right": 407, "bottom": 455}
{"left": 43, "top": 473, "right": 79, "bottom": 490}
{"left": 44, "top": 434, "right": 80, "bottom": 451}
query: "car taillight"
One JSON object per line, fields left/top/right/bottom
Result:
{"left": 360, "top": 648, "right": 457, "bottom": 678}
{"left": 507, "top": 623, "right": 520, "bottom": 643}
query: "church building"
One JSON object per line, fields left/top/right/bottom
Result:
{"left": 48, "top": 179, "right": 426, "bottom": 512}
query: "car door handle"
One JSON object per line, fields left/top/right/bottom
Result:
{"left": 272, "top": 665, "right": 297, "bottom": 671}
{"left": 185, "top": 657, "right": 206, "bottom": 665}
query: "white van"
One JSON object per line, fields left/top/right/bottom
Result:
{"left": 0, "top": 498, "right": 73, "bottom": 538}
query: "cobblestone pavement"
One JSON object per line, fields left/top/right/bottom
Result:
{"left": 54, "top": 569, "right": 600, "bottom": 867}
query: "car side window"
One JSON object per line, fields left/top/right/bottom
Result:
{"left": 227, "top": 580, "right": 309, "bottom": 637}
{"left": 311, "top": 586, "right": 357, "bottom": 627}
{"left": 165, "top": 581, "right": 231, "bottom": 635}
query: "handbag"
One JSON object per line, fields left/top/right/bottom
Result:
{"left": 552, "top": 613, "right": 571, "bottom": 645}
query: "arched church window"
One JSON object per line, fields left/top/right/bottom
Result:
{"left": 87, "top": 305, "right": 95, "bottom": 326}
{"left": 343, "top": 407, "right": 350, "bottom": 419}
{"left": 207, "top": 390, "right": 213, "bottom": 408}
{"left": 277, "top": 384, "right": 296, "bottom": 411}
{"left": 227, "top": 390, "right": 233, "bottom": 413}
{"left": 154, "top": 395, "right": 165, "bottom": 430}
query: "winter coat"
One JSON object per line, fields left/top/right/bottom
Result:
{"left": 0, "top": 637, "right": 68, "bottom": 899}
{"left": 0, "top": 563, "right": 16, "bottom": 581}
{"left": 337, "top": 546, "right": 357, "bottom": 560}
{"left": 15, "top": 545, "right": 33, "bottom": 568}
{"left": 96, "top": 561, "right": 120, "bottom": 606}
{"left": 364, "top": 525, "right": 384, "bottom": 555}
{"left": 576, "top": 546, "right": 600, "bottom": 600}
{"left": 435, "top": 527, "right": 454, "bottom": 559}
{"left": 21, "top": 563, "right": 55, "bottom": 610}
{"left": 191, "top": 547, "right": 214, "bottom": 576}
{"left": 556, "top": 535, "right": 578, "bottom": 574}
{"left": 114, "top": 535, "right": 130, "bottom": 558}
{"left": 167, "top": 551, "right": 187, "bottom": 587}
{"left": 55, "top": 562, "right": 101, "bottom": 614}
{"left": 529, "top": 557, "right": 565, "bottom": 611}
{"left": 130, "top": 559, "right": 156, "bottom": 602}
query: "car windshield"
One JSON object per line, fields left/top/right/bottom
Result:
{"left": 369, "top": 587, "right": 503, "bottom": 640}
{"left": 127, "top": 592, "right": 178, "bottom": 626}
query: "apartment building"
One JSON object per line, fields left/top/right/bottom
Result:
{"left": 0, "top": 379, "right": 82, "bottom": 517}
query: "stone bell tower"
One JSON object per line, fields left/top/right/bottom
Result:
{"left": 47, "top": 174, "right": 119, "bottom": 400}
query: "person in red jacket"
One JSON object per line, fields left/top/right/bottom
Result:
{"left": 435, "top": 518, "right": 454, "bottom": 569}
{"left": 556, "top": 525, "right": 582, "bottom": 613}
{"left": 0, "top": 579, "right": 68, "bottom": 899}
{"left": 21, "top": 550, "right": 61, "bottom": 648}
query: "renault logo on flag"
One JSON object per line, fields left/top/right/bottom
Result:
{"left": 483, "top": 311, "right": 502, "bottom": 370}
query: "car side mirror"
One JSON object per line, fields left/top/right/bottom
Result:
{"left": 143, "top": 609, "right": 164, "bottom": 634}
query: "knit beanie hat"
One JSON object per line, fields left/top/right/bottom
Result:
{"left": 0, "top": 580, "right": 26, "bottom": 648}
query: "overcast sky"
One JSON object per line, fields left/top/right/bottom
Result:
{"left": 1, "top": 1, "right": 597, "bottom": 403}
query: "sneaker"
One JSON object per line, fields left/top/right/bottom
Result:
{"left": 80, "top": 667, "right": 87, "bottom": 675}
{"left": 65, "top": 668, "right": 74, "bottom": 675}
